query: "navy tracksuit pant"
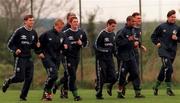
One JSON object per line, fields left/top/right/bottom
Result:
{"left": 42, "top": 57, "right": 60, "bottom": 92}
{"left": 8, "top": 57, "right": 34, "bottom": 98}
{"left": 157, "top": 57, "right": 174, "bottom": 82}
{"left": 65, "top": 56, "right": 79, "bottom": 91}
{"left": 59, "top": 55, "right": 69, "bottom": 90}
{"left": 127, "top": 49, "right": 141, "bottom": 91}
{"left": 95, "top": 57, "right": 117, "bottom": 96}
{"left": 118, "top": 58, "right": 140, "bottom": 90}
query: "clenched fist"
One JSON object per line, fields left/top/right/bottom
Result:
{"left": 15, "top": 49, "right": 21, "bottom": 55}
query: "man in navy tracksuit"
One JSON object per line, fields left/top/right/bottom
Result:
{"left": 94, "top": 19, "right": 117, "bottom": 99}
{"left": 63, "top": 16, "right": 88, "bottom": 101}
{"left": 62, "top": 12, "right": 76, "bottom": 32}
{"left": 123, "top": 12, "right": 147, "bottom": 96}
{"left": 54, "top": 12, "right": 76, "bottom": 99}
{"left": 116, "top": 16, "right": 145, "bottom": 98}
{"left": 151, "top": 10, "right": 180, "bottom": 96}
{"left": 131, "top": 12, "right": 147, "bottom": 69}
{"left": 40, "top": 19, "right": 69, "bottom": 101}
{"left": 2, "top": 15, "right": 42, "bottom": 101}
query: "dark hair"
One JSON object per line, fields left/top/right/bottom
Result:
{"left": 107, "top": 19, "right": 117, "bottom": 25}
{"left": 24, "top": 15, "right": 33, "bottom": 21}
{"left": 167, "top": 10, "right": 176, "bottom": 17}
{"left": 67, "top": 12, "right": 76, "bottom": 20}
{"left": 126, "top": 16, "right": 133, "bottom": 22}
{"left": 132, "top": 12, "right": 140, "bottom": 17}
{"left": 69, "top": 16, "right": 78, "bottom": 23}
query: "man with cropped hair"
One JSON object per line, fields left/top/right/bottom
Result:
{"left": 2, "top": 14, "right": 43, "bottom": 101}
{"left": 62, "top": 12, "right": 76, "bottom": 31}
{"left": 116, "top": 16, "right": 145, "bottom": 99}
{"left": 94, "top": 19, "right": 117, "bottom": 99}
{"left": 122, "top": 12, "right": 147, "bottom": 96}
{"left": 151, "top": 10, "right": 180, "bottom": 96}
{"left": 63, "top": 16, "right": 88, "bottom": 101}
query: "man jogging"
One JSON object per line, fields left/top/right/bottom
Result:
{"left": 53, "top": 12, "right": 76, "bottom": 99}
{"left": 63, "top": 16, "right": 88, "bottom": 101}
{"left": 151, "top": 10, "right": 180, "bottom": 96}
{"left": 122, "top": 12, "right": 147, "bottom": 96}
{"left": 2, "top": 15, "right": 43, "bottom": 101}
{"left": 94, "top": 19, "right": 117, "bottom": 99}
{"left": 40, "top": 19, "right": 69, "bottom": 101}
{"left": 116, "top": 16, "right": 145, "bottom": 99}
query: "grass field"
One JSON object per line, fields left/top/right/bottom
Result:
{"left": 0, "top": 89, "right": 180, "bottom": 103}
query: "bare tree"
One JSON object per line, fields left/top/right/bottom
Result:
{"left": 0, "top": 0, "right": 75, "bottom": 31}
{"left": 0, "top": 0, "right": 76, "bottom": 64}
{"left": 86, "top": 7, "right": 100, "bottom": 56}
{"left": 33, "top": 0, "right": 75, "bottom": 23}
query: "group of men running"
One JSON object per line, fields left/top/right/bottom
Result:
{"left": 94, "top": 9, "right": 180, "bottom": 100}
{"left": 2, "top": 9, "right": 180, "bottom": 101}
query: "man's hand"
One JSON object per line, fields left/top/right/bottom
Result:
{"left": 38, "top": 53, "right": 45, "bottom": 59}
{"left": 128, "top": 35, "right": 134, "bottom": 41}
{"left": 15, "top": 49, "right": 21, "bottom": 55}
{"left": 172, "top": 34, "right": 178, "bottom": 40}
{"left": 134, "top": 41, "right": 139, "bottom": 48}
{"left": 64, "top": 44, "right": 68, "bottom": 49}
{"left": 77, "top": 39, "right": 82, "bottom": 45}
{"left": 141, "top": 45, "right": 147, "bottom": 52}
{"left": 36, "top": 41, "right": 41, "bottom": 48}
{"left": 156, "top": 43, "right": 161, "bottom": 48}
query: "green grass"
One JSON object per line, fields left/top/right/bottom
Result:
{"left": 0, "top": 89, "right": 180, "bottom": 103}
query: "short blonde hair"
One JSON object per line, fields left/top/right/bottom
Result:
{"left": 54, "top": 18, "right": 64, "bottom": 26}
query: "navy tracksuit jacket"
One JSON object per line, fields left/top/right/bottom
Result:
{"left": 151, "top": 22, "right": 180, "bottom": 82}
{"left": 7, "top": 26, "right": 40, "bottom": 98}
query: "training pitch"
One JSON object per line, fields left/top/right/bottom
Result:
{"left": 0, "top": 89, "right": 180, "bottom": 103}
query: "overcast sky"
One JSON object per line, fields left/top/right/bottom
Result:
{"left": 45, "top": 0, "right": 180, "bottom": 22}
{"left": 72, "top": 0, "right": 180, "bottom": 22}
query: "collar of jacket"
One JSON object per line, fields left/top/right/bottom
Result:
{"left": 24, "top": 26, "right": 33, "bottom": 31}
{"left": 166, "top": 21, "right": 175, "bottom": 25}
{"left": 125, "top": 24, "right": 133, "bottom": 29}
{"left": 52, "top": 27, "right": 59, "bottom": 35}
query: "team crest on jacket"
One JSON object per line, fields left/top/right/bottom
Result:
{"left": 32, "top": 35, "right": 34, "bottom": 40}
{"left": 172, "top": 30, "right": 177, "bottom": 35}
{"left": 21, "top": 35, "right": 27, "bottom": 40}
{"left": 48, "top": 38, "right": 52, "bottom": 41}
{"left": 68, "top": 36, "right": 74, "bottom": 40}
{"left": 16, "top": 67, "right": 20, "bottom": 72}
{"left": 104, "top": 38, "right": 110, "bottom": 42}
{"left": 80, "top": 34, "right": 83, "bottom": 39}
{"left": 60, "top": 38, "right": 63, "bottom": 43}
{"left": 163, "top": 29, "right": 166, "bottom": 33}
{"left": 113, "top": 36, "right": 115, "bottom": 40}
